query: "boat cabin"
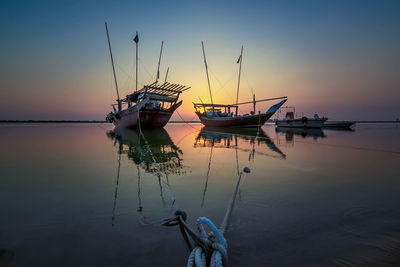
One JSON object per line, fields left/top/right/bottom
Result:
{"left": 193, "top": 103, "right": 238, "bottom": 118}
{"left": 285, "top": 112, "right": 295, "bottom": 120}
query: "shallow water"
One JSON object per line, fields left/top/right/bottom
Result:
{"left": 0, "top": 123, "right": 399, "bottom": 266}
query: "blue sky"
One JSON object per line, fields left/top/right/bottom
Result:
{"left": 1, "top": 0, "right": 399, "bottom": 120}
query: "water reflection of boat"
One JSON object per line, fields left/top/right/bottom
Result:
{"left": 107, "top": 127, "right": 184, "bottom": 226}
{"left": 194, "top": 126, "right": 285, "bottom": 207}
{"left": 276, "top": 126, "right": 326, "bottom": 141}
{"left": 107, "top": 128, "right": 184, "bottom": 175}
{"left": 195, "top": 126, "right": 286, "bottom": 159}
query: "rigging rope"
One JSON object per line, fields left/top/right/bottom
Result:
{"left": 208, "top": 69, "right": 236, "bottom": 103}
{"left": 175, "top": 110, "right": 200, "bottom": 131}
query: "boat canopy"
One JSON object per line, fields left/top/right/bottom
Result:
{"left": 193, "top": 103, "right": 238, "bottom": 114}
{"left": 193, "top": 103, "right": 238, "bottom": 108}
{"left": 125, "top": 81, "right": 190, "bottom": 103}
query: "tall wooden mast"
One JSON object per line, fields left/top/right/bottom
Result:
{"left": 156, "top": 41, "right": 163, "bottom": 83}
{"left": 235, "top": 45, "right": 243, "bottom": 116}
{"left": 105, "top": 22, "right": 120, "bottom": 102}
{"left": 253, "top": 92, "right": 256, "bottom": 114}
{"left": 164, "top": 67, "right": 169, "bottom": 83}
{"left": 201, "top": 41, "right": 214, "bottom": 112}
{"left": 134, "top": 32, "right": 139, "bottom": 91}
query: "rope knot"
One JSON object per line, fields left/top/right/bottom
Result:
{"left": 162, "top": 210, "right": 187, "bottom": 226}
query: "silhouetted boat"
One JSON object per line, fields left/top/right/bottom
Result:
{"left": 104, "top": 23, "right": 189, "bottom": 129}
{"left": 193, "top": 42, "right": 287, "bottom": 128}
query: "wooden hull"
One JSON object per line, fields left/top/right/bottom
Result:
{"left": 113, "top": 109, "right": 173, "bottom": 129}
{"left": 113, "top": 101, "right": 182, "bottom": 129}
{"left": 276, "top": 118, "right": 326, "bottom": 128}
{"left": 196, "top": 112, "right": 274, "bottom": 128}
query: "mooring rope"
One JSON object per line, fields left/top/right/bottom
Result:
{"left": 162, "top": 167, "right": 250, "bottom": 267}
{"left": 176, "top": 110, "right": 199, "bottom": 131}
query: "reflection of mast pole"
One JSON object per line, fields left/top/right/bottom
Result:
{"left": 235, "top": 136, "right": 242, "bottom": 201}
{"left": 201, "top": 142, "right": 214, "bottom": 207}
{"left": 137, "top": 165, "right": 142, "bottom": 212}
{"left": 235, "top": 136, "right": 240, "bottom": 176}
{"left": 112, "top": 152, "right": 121, "bottom": 227}
{"left": 158, "top": 174, "right": 166, "bottom": 207}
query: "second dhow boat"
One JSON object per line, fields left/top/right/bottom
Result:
{"left": 104, "top": 23, "right": 190, "bottom": 129}
{"left": 193, "top": 42, "right": 287, "bottom": 128}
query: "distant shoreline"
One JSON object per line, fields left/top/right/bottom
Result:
{"left": 0, "top": 120, "right": 398, "bottom": 124}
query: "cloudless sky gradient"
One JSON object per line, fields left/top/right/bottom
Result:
{"left": 1, "top": 0, "right": 399, "bottom": 120}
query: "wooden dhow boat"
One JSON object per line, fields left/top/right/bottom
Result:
{"left": 193, "top": 42, "right": 287, "bottom": 128}
{"left": 104, "top": 22, "right": 189, "bottom": 129}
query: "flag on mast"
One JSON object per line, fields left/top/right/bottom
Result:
{"left": 133, "top": 32, "right": 139, "bottom": 43}
{"left": 236, "top": 54, "right": 242, "bottom": 64}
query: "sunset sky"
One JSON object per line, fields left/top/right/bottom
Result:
{"left": 1, "top": 0, "right": 399, "bottom": 120}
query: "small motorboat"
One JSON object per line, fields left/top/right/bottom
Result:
{"left": 276, "top": 111, "right": 327, "bottom": 128}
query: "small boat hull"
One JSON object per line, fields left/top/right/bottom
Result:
{"left": 276, "top": 118, "right": 327, "bottom": 128}
{"left": 113, "top": 110, "right": 173, "bottom": 129}
{"left": 323, "top": 121, "right": 356, "bottom": 129}
{"left": 197, "top": 112, "right": 274, "bottom": 128}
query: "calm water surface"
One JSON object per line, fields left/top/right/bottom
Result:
{"left": 0, "top": 123, "right": 399, "bottom": 266}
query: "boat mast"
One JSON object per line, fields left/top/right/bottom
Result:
{"left": 235, "top": 45, "right": 243, "bottom": 116}
{"left": 164, "top": 67, "right": 169, "bottom": 83}
{"left": 105, "top": 22, "right": 120, "bottom": 103}
{"left": 134, "top": 32, "right": 139, "bottom": 91}
{"left": 253, "top": 92, "right": 256, "bottom": 114}
{"left": 201, "top": 41, "right": 214, "bottom": 113}
{"left": 156, "top": 41, "right": 163, "bottom": 83}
